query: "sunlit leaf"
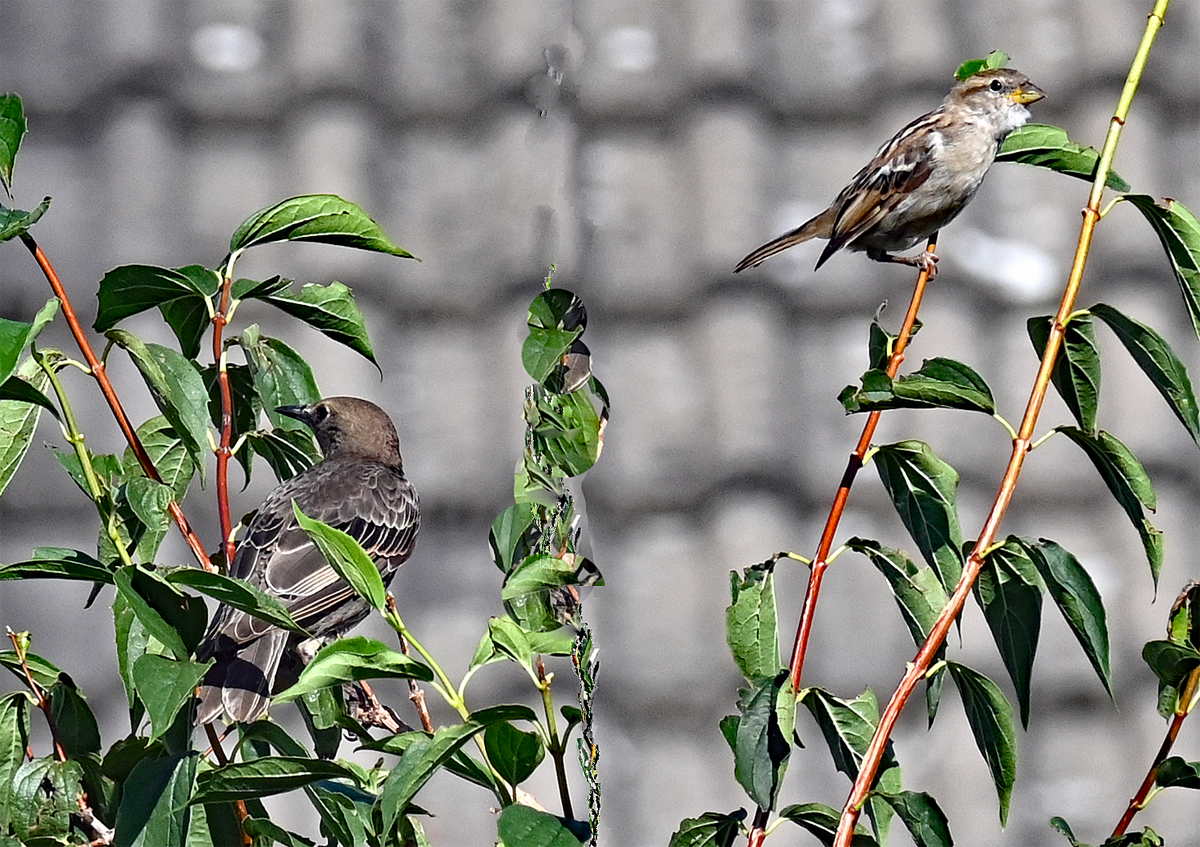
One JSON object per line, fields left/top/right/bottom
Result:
{"left": 262, "top": 281, "right": 376, "bottom": 365}
{"left": 273, "top": 636, "right": 432, "bottom": 702}
{"left": 839, "top": 358, "right": 994, "bottom": 414}
{"left": 999, "top": 124, "right": 1130, "bottom": 191}
{"left": 976, "top": 540, "right": 1044, "bottom": 728}
{"left": 229, "top": 194, "right": 415, "bottom": 257}
{"left": 1016, "top": 537, "right": 1112, "bottom": 698}
{"left": 1089, "top": 302, "right": 1200, "bottom": 445}
{"left": 0, "top": 94, "right": 27, "bottom": 195}
{"left": 726, "top": 561, "right": 781, "bottom": 683}
{"left": 1028, "top": 314, "right": 1101, "bottom": 433}
{"left": 873, "top": 441, "right": 964, "bottom": 590}
{"left": 947, "top": 662, "right": 1017, "bottom": 824}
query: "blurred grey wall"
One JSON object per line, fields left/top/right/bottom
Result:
{"left": 3, "top": 2, "right": 1200, "bottom": 845}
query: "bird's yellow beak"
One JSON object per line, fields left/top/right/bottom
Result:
{"left": 1011, "top": 83, "right": 1046, "bottom": 105}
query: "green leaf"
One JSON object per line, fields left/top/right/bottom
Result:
{"left": 731, "top": 671, "right": 791, "bottom": 810}
{"left": 497, "top": 804, "right": 589, "bottom": 846}
{"left": 0, "top": 547, "right": 113, "bottom": 583}
{"left": 0, "top": 196, "right": 50, "bottom": 242}
{"left": 1156, "top": 756, "right": 1200, "bottom": 789}
{"left": 0, "top": 646, "right": 66, "bottom": 690}
{"left": 0, "top": 370, "right": 57, "bottom": 416}
{"left": 113, "top": 752, "right": 195, "bottom": 847}
{"left": 489, "top": 502, "right": 538, "bottom": 573}
{"left": 469, "top": 615, "right": 535, "bottom": 676}
{"left": 1057, "top": 427, "right": 1162, "bottom": 586}
{"left": 847, "top": 538, "right": 948, "bottom": 646}
{"left": 261, "top": 280, "right": 376, "bottom": 365}
{"left": 240, "top": 327, "right": 321, "bottom": 430}
{"left": 0, "top": 357, "right": 53, "bottom": 498}
{"left": 113, "top": 565, "right": 207, "bottom": 660}
{"left": 158, "top": 296, "right": 209, "bottom": 361}
{"left": 484, "top": 720, "right": 545, "bottom": 788}
{"left": 1049, "top": 816, "right": 1088, "bottom": 847}
{"left": 669, "top": 809, "right": 748, "bottom": 847}
{"left": 998, "top": 124, "right": 1130, "bottom": 191}
{"left": 502, "top": 553, "right": 594, "bottom": 632}
{"left": 946, "top": 662, "right": 1017, "bottom": 824}
{"left": 228, "top": 194, "right": 415, "bottom": 257}
{"left": 165, "top": 567, "right": 306, "bottom": 634}
{"left": 0, "top": 691, "right": 33, "bottom": 830}
{"left": 105, "top": 330, "right": 211, "bottom": 476}
{"left": 292, "top": 502, "right": 386, "bottom": 611}
{"left": 976, "top": 540, "right": 1044, "bottom": 728}
{"left": 130, "top": 654, "right": 210, "bottom": 742}
{"left": 839, "top": 358, "right": 995, "bottom": 414}
{"left": 94, "top": 264, "right": 219, "bottom": 333}
{"left": 1089, "top": 302, "right": 1200, "bottom": 444}
{"left": 1016, "top": 538, "right": 1113, "bottom": 698}
{"left": 873, "top": 441, "right": 964, "bottom": 590}
{"left": 1120, "top": 195, "right": 1200, "bottom": 345}
{"left": 230, "top": 274, "right": 291, "bottom": 301}
{"left": 123, "top": 415, "right": 195, "bottom": 501}
{"left": 273, "top": 636, "right": 433, "bottom": 702}
{"left": 875, "top": 791, "right": 953, "bottom": 847}
{"left": 0, "top": 298, "right": 57, "bottom": 386}
{"left": 11, "top": 756, "right": 83, "bottom": 842}
{"left": 200, "top": 361, "right": 260, "bottom": 483}
{"left": 191, "top": 756, "right": 356, "bottom": 804}
{"left": 726, "top": 561, "right": 781, "bottom": 683}
{"left": 245, "top": 426, "right": 320, "bottom": 483}
{"left": 1028, "top": 314, "right": 1101, "bottom": 433}
{"left": 378, "top": 705, "right": 530, "bottom": 832}
{"left": 955, "top": 50, "right": 1008, "bottom": 80}
{"left": 0, "top": 93, "right": 27, "bottom": 194}
{"left": 241, "top": 816, "right": 318, "bottom": 847}
{"left": 777, "top": 803, "right": 879, "bottom": 846}
{"left": 527, "top": 387, "right": 604, "bottom": 478}
{"left": 47, "top": 679, "right": 101, "bottom": 757}
{"left": 1141, "top": 640, "right": 1200, "bottom": 691}
{"left": 802, "top": 687, "right": 877, "bottom": 780}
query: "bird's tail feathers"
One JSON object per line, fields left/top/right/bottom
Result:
{"left": 194, "top": 629, "right": 288, "bottom": 725}
{"left": 734, "top": 210, "right": 832, "bottom": 273}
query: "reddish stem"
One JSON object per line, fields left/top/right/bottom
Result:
{"left": 788, "top": 237, "right": 937, "bottom": 694}
{"left": 19, "top": 234, "right": 215, "bottom": 572}
{"left": 213, "top": 275, "right": 236, "bottom": 567}
{"left": 1111, "top": 667, "right": 1200, "bottom": 837}
{"left": 832, "top": 199, "right": 1103, "bottom": 846}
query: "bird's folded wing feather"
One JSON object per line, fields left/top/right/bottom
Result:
{"left": 824, "top": 115, "right": 940, "bottom": 255}
{"left": 220, "top": 465, "right": 419, "bottom": 645}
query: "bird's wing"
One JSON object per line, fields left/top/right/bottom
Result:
{"left": 208, "top": 461, "right": 419, "bottom": 648}
{"left": 818, "top": 112, "right": 941, "bottom": 265}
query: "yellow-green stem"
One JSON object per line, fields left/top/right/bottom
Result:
{"left": 37, "top": 350, "right": 134, "bottom": 568}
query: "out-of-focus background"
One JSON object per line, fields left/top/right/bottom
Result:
{"left": 3, "top": 2, "right": 1200, "bottom": 845}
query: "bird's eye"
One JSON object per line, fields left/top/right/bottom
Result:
{"left": 311, "top": 405, "right": 330, "bottom": 424}
{"left": 989, "top": 79, "right": 1003, "bottom": 92}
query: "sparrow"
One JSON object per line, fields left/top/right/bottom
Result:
{"left": 195, "top": 396, "right": 420, "bottom": 724}
{"left": 734, "top": 68, "right": 1045, "bottom": 277}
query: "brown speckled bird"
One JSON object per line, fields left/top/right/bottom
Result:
{"left": 734, "top": 68, "right": 1045, "bottom": 278}
{"left": 195, "top": 397, "right": 420, "bottom": 725}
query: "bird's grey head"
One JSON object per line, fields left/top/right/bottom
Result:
{"left": 947, "top": 67, "right": 1045, "bottom": 134}
{"left": 276, "top": 396, "right": 402, "bottom": 466}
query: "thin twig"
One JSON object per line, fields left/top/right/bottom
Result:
{"left": 788, "top": 236, "right": 937, "bottom": 694}
{"left": 536, "top": 656, "right": 574, "bottom": 820}
{"left": 1110, "top": 660, "right": 1200, "bottom": 836}
{"left": 832, "top": 4, "right": 1169, "bottom": 843}
{"left": 18, "top": 233, "right": 215, "bottom": 572}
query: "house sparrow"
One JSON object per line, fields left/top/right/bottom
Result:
{"left": 195, "top": 397, "right": 420, "bottom": 724}
{"left": 734, "top": 68, "right": 1045, "bottom": 277}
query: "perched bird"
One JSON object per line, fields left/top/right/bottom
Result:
{"left": 734, "top": 68, "right": 1045, "bottom": 277}
{"left": 195, "top": 397, "right": 420, "bottom": 725}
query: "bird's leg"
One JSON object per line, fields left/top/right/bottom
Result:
{"left": 868, "top": 248, "right": 939, "bottom": 279}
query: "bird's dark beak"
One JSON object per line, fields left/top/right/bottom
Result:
{"left": 276, "top": 404, "right": 311, "bottom": 423}
{"left": 1011, "top": 83, "right": 1045, "bottom": 105}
